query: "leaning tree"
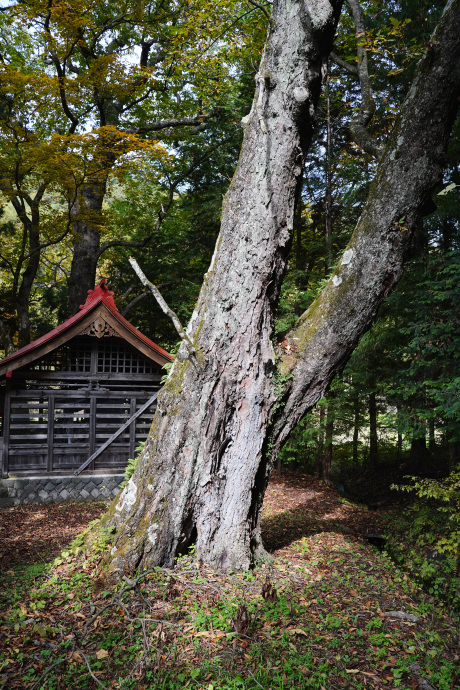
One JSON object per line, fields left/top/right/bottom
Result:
{"left": 103, "top": 0, "right": 460, "bottom": 573}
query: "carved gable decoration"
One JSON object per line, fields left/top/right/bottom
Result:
{"left": 0, "top": 279, "right": 172, "bottom": 378}
{"left": 79, "top": 315, "right": 120, "bottom": 338}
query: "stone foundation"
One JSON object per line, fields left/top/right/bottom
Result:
{"left": 0, "top": 475, "right": 124, "bottom": 506}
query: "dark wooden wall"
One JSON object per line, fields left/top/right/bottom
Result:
{"left": 2, "top": 336, "right": 162, "bottom": 476}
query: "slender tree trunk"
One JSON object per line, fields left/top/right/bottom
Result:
{"left": 428, "top": 417, "right": 436, "bottom": 455}
{"left": 0, "top": 319, "right": 13, "bottom": 354}
{"left": 369, "top": 391, "right": 378, "bottom": 470}
{"left": 352, "top": 391, "right": 359, "bottom": 465}
{"left": 448, "top": 439, "right": 458, "bottom": 470}
{"left": 316, "top": 403, "right": 325, "bottom": 478}
{"left": 9, "top": 198, "right": 42, "bottom": 347}
{"left": 410, "top": 420, "right": 428, "bottom": 469}
{"left": 105, "top": 0, "right": 460, "bottom": 574}
{"left": 294, "top": 171, "right": 307, "bottom": 292}
{"left": 396, "top": 406, "right": 403, "bottom": 464}
{"left": 16, "top": 221, "right": 40, "bottom": 347}
{"left": 323, "top": 398, "right": 333, "bottom": 482}
{"left": 276, "top": 453, "right": 282, "bottom": 475}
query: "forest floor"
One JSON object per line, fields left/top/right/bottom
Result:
{"left": 0, "top": 474, "right": 459, "bottom": 689}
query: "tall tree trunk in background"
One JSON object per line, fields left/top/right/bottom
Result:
{"left": 16, "top": 223, "right": 40, "bottom": 347}
{"left": 316, "top": 404, "right": 326, "bottom": 478}
{"left": 323, "top": 396, "right": 334, "bottom": 482}
{"left": 9, "top": 196, "right": 43, "bottom": 347}
{"left": 294, "top": 171, "right": 307, "bottom": 292}
{"left": 369, "top": 391, "right": 378, "bottom": 470}
{"left": 67, "top": 180, "right": 107, "bottom": 315}
{"left": 396, "top": 406, "right": 403, "bottom": 464}
{"left": 352, "top": 391, "right": 360, "bottom": 465}
{"left": 428, "top": 417, "right": 436, "bottom": 455}
{"left": 67, "top": 132, "right": 116, "bottom": 315}
{"left": 410, "top": 419, "right": 429, "bottom": 468}
{"left": 448, "top": 438, "right": 458, "bottom": 470}
{"left": 105, "top": 0, "right": 460, "bottom": 574}
{"left": 0, "top": 319, "right": 13, "bottom": 355}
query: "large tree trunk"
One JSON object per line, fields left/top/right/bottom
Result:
{"left": 67, "top": 181, "right": 106, "bottom": 315}
{"left": 106, "top": 0, "right": 344, "bottom": 573}
{"left": 105, "top": 0, "right": 460, "bottom": 574}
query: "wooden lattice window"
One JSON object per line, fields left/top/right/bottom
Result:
{"left": 97, "top": 339, "right": 156, "bottom": 374}
{"left": 28, "top": 338, "right": 92, "bottom": 373}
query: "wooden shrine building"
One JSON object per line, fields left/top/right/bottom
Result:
{"left": 0, "top": 281, "right": 172, "bottom": 478}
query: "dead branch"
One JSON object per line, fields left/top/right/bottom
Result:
{"left": 129, "top": 258, "right": 196, "bottom": 358}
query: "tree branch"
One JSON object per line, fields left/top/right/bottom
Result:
{"left": 333, "top": 0, "right": 384, "bottom": 159}
{"left": 330, "top": 51, "right": 359, "bottom": 76}
{"left": 129, "top": 258, "right": 196, "bottom": 356}
{"left": 121, "top": 290, "right": 149, "bottom": 317}
{"left": 126, "top": 114, "right": 211, "bottom": 135}
{"left": 247, "top": 0, "right": 271, "bottom": 21}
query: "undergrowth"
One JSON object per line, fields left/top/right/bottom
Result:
{"left": 384, "top": 499, "right": 460, "bottom": 611}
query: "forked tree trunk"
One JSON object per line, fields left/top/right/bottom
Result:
{"left": 105, "top": 0, "right": 460, "bottom": 574}
{"left": 106, "top": 0, "right": 344, "bottom": 572}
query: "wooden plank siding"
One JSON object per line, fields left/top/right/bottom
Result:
{"left": 2, "top": 335, "right": 163, "bottom": 477}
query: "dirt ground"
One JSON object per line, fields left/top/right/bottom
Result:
{"left": 0, "top": 473, "right": 385, "bottom": 570}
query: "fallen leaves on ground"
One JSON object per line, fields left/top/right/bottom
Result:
{"left": 0, "top": 501, "right": 107, "bottom": 569}
{"left": 0, "top": 474, "right": 458, "bottom": 689}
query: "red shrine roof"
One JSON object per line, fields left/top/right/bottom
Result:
{"left": 0, "top": 280, "right": 172, "bottom": 377}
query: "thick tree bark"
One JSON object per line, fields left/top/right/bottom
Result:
{"left": 67, "top": 181, "right": 106, "bottom": 315}
{"left": 106, "top": 0, "right": 344, "bottom": 573}
{"left": 105, "top": 0, "right": 460, "bottom": 574}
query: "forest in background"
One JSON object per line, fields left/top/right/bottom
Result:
{"left": 1, "top": 0, "right": 459, "bottom": 498}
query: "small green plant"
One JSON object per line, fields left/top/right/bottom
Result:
{"left": 160, "top": 340, "right": 181, "bottom": 384}
{"left": 121, "top": 441, "right": 146, "bottom": 487}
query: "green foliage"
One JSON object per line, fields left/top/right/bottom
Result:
{"left": 386, "top": 470, "right": 460, "bottom": 608}
{"left": 392, "top": 464, "right": 460, "bottom": 559}
{"left": 121, "top": 441, "right": 146, "bottom": 487}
